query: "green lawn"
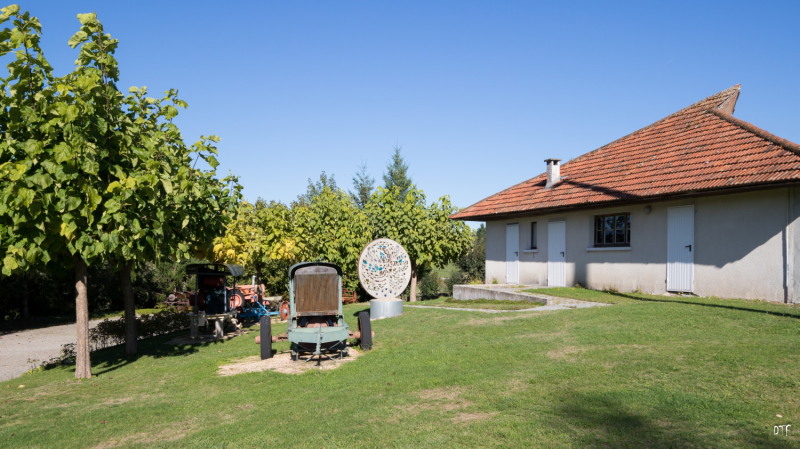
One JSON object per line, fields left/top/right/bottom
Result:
{"left": 1, "top": 290, "right": 799, "bottom": 448}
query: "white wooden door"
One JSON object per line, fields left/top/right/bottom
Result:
{"left": 506, "top": 224, "right": 519, "bottom": 284}
{"left": 547, "top": 221, "right": 566, "bottom": 287}
{"left": 667, "top": 205, "right": 694, "bottom": 292}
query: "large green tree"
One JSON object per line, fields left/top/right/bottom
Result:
{"left": 112, "top": 87, "right": 239, "bottom": 354}
{"left": 0, "top": 7, "right": 112, "bottom": 378}
{"left": 213, "top": 199, "right": 297, "bottom": 295}
{"left": 365, "top": 186, "right": 472, "bottom": 301}
{"left": 0, "top": 7, "right": 238, "bottom": 374}
{"left": 292, "top": 186, "right": 372, "bottom": 290}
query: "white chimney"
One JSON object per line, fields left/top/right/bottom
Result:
{"left": 545, "top": 158, "right": 561, "bottom": 188}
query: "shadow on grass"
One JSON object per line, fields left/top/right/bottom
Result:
{"left": 350, "top": 306, "right": 371, "bottom": 318}
{"left": 552, "top": 392, "right": 791, "bottom": 448}
{"left": 41, "top": 331, "right": 234, "bottom": 377}
{"left": 607, "top": 292, "right": 800, "bottom": 320}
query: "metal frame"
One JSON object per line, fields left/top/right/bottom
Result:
{"left": 185, "top": 263, "right": 244, "bottom": 338}
{"left": 286, "top": 262, "right": 350, "bottom": 361}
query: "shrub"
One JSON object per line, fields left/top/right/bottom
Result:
{"left": 445, "top": 270, "right": 466, "bottom": 295}
{"left": 419, "top": 271, "right": 442, "bottom": 299}
{"left": 455, "top": 224, "right": 485, "bottom": 282}
{"left": 88, "top": 308, "right": 188, "bottom": 351}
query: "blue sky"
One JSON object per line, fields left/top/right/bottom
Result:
{"left": 23, "top": 1, "right": 800, "bottom": 220}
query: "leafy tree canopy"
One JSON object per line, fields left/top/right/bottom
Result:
{"left": 365, "top": 186, "right": 471, "bottom": 301}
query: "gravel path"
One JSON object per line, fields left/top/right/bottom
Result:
{"left": 0, "top": 320, "right": 103, "bottom": 382}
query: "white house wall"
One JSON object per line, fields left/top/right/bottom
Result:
{"left": 484, "top": 187, "right": 800, "bottom": 303}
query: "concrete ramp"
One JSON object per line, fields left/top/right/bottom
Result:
{"left": 452, "top": 284, "right": 608, "bottom": 310}
{"left": 453, "top": 284, "right": 548, "bottom": 303}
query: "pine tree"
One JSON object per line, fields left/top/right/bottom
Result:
{"left": 297, "top": 171, "right": 338, "bottom": 204}
{"left": 382, "top": 146, "right": 413, "bottom": 197}
{"left": 349, "top": 162, "right": 375, "bottom": 208}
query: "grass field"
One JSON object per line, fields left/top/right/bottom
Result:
{"left": 1, "top": 289, "right": 799, "bottom": 448}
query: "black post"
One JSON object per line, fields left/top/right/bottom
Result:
{"left": 260, "top": 316, "right": 273, "bottom": 359}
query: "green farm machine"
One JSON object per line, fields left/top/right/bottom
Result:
{"left": 260, "top": 262, "right": 372, "bottom": 362}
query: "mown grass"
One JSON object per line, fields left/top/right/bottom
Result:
{"left": 418, "top": 297, "right": 543, "bottom": 310}
{"left": 1, "top": 290, "right": 799, "bottom": 448}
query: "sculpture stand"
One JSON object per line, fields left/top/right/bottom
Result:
{"left": 369, "top": 297, "right": 403, "bottom": 320}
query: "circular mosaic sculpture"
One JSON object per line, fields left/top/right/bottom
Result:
{"left": 358, "top": 238, "right": 412, "bottom": 299}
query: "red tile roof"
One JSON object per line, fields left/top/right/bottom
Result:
{"left": 451, "top": 85, "right": 800, "bottom": 221}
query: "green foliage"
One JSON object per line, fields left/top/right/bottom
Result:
{"left": 0, "top": 260, "right": 193, "bottom": 320}
{"left": 0, "top": 6, "right": 239, "bottom": 275}
{"left": 382, "top": 145, "right": 412, "bottom": 197}
{"left": 215, "top": 186, "right": 373, "bottom": 293}
{"left": 88, "top": 308, "right": 188, "bottom": 350}
{"left": 296, "top": 171, "right": 338, "bottom": 205}
{"left": 365, "top": 186, "right": 472, "bottom": 299}
{"left": 418, "top": 270, "right": 441, "bottom": 298}
{"left": 455, "top": 224, "right": 486, "bottom": 282}
{"left": 213, "top": 200, "right": 298, "bottom": 295}
{"left": 293, "top": 186, "right": 372, "bottom": 290}
{"left": 349, "top": 162, "right": 374, "bottom": 208}
{"left": 445, "top": 270, "right": 464, "bottom": 295}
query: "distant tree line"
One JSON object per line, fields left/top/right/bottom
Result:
{"left": 213, "top": 146, "right": 476, "bottom": 302}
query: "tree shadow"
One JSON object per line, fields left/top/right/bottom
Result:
{"left": 551, "top": 391, "right": 793, "bottom": 448}
{"left": 607, "top": 291, "right": 800, "bottom": 320}
{"left": 43, "top": 330, "right": 238, "bottom": 377}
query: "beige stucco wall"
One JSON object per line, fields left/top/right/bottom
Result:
{"left": 484, "top": 187, "right": 800, "bottom": 303}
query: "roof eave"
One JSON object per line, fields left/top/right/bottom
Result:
{"left": 450, "top": 181, "right": 800, "bottom": 221}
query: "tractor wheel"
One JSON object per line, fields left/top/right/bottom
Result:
{"left": 357, "top": 310, "right": 372, "bottom": 350}
{"left": 259, "top": 316, "right": 273, "bottom": 359}
{"left": 279, "top": 300, "right": 290, "bottom": 321}
{"left": 229, "top": 289, "right": 244, "bottom": 309}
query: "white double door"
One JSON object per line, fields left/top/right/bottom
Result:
{"left": 507, "top": 221, "right": 566, "bottom": 286}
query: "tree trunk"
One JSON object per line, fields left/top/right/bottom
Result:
{"left": 74, "top": 256, "right": 92, "bottom": 379}
{"left": 409, "top": 266, "right": 418, "bottom": 302}
{"left": 120, "top": 261, "right": 137, "bottom": 355}
{"left": 21, "top": 273, "right": 29, "bottom": 320}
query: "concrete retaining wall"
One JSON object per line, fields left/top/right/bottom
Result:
{"left": 453, "top": 285, "right": 547, "bottom": 304}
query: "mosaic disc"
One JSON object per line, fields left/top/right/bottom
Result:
{"left": 358, "top": 238, "right": 411, "bottom": 299}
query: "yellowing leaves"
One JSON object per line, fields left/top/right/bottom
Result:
{"left": 60, "top": 220, "right": 78, "bottom": 240}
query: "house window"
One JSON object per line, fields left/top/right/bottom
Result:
{"left": 530, "top": 222, "right": 538, "bottom": 249}
{"left": 594, "top": 213, "right": 630, "bottom": 247}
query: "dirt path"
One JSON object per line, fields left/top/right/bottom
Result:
{"left": 0, "top": 320, "right": 103, "bottom": 382}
